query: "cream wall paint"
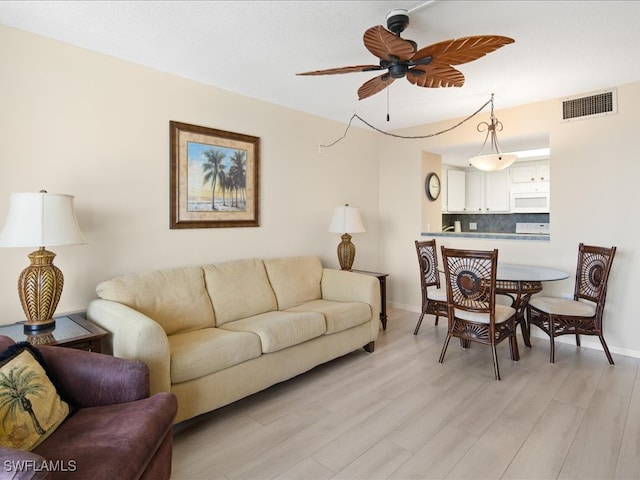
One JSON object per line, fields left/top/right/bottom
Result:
{"left": 420, "top": 151, "right": 442, "bottom": 232}
{"left": 0, "top": 25, "right": 380, "bottom": 322}
{"left": 379, "top": 84, "right": 640, "bottom": 357}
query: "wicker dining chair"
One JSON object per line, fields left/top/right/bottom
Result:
{"left": 439, "top": 247, "right": 519, "bottom": 380}
{"left": 527, "top": 243, "right": 617, "bottom": 364}
{"left": 414, "top": 239, "right": 448, "bottom": 334}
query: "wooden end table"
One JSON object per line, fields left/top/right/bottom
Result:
{"left": 352, "top": 270, "right": 389, "bottom": 330}
{"left": 0, "top": 312, "right": 108, "bottom": 352}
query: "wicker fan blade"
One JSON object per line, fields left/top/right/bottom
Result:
{"left": 413, "top": 35, "right": 514, "bottom": 66}
{"left": 358, "top": 74, "right": 395, "bottom": 100}
{"left": 407, "top": 63, "right": 465, "bottom": 88}
{"left": 297, "top": 64, "right": 384, "bottom": 76}
{"left": 363, "top": 25, "right": 416, "bottom": 62}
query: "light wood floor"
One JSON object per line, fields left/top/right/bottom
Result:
{"left": 171, "top": 307, "right": 640, "bottom": 480}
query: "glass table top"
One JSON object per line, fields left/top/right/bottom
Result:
{"left": 0, "top": 316, "right": 91, "bottom": 344}
{"left": 497, "top": 263, "right": 569, "bottom": 282}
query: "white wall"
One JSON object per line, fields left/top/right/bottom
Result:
{"left": 379, "top": 84, "right": 640, "bottom": 357}
{"left": 0, "top": 25, "right": 380, "bottom": 322}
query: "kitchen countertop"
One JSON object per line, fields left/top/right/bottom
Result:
{"left": 422, "top": 232, "right": 550, "bottom": 241}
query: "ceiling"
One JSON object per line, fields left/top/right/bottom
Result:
{"left": 1, "top": 0, "right": 640, "bottom": 135}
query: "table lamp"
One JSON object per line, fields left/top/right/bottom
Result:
{"left": 0, "top": 191, "right": 86, "bottom": 331}
{"left": 328, "top": 204, "right": 366, "bottom": 271}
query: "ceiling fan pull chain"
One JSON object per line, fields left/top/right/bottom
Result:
{"left": 387, "top": 87, "right": 390, "bottom": 122}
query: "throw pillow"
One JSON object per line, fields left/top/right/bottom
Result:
{"left": 0, "top": 342, "right": 70, "bottom": 451}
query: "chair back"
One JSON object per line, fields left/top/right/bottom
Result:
{"left": 574, "top": 243, "right": 617, "bottom": 308}
{"left": 414, "top": 239, "right": 448, "bottom": 332}
{"left": 415, "top": 239, "right": 441, "bottom": 289}
{"left": 441, "top": 247, "right": 499, "bottom": 317}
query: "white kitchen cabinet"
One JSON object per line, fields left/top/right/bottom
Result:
{"left": 445, "top": 169, "right": 466, "bottom": 212}
{"left": 465, "top": 170, "right": 484, "bottom": 212}
{"left": 511, "top": 162, "right": 550, "bottom": 184}
{"left": 485, "top": 170, "right": 511, "bottom": 212}
{"left": 464, "top": 170, "right": 510, "bottom": 213}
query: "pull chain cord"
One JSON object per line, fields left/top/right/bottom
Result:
{"left": 386, "top": 87, "right": 390, "bottom": 122}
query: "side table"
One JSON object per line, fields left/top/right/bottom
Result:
{"left": 352, "top": 270, "right": 389, "bottom": 330}
{"left": 0, "top": 312, "right": 108, "bottom": 352}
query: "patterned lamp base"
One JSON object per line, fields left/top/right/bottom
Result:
{"left": 18, "top": 247, "right": 63, "bottom": 331}
{"left": 337, "top": 233, "right": 356, "bottom": 271}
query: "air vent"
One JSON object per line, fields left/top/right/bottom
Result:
{"left": 561, "top": 89, "right": 617, "bottom": 121}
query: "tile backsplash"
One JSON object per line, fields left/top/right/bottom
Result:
{"left": 441, "top": 213, "right": 550, "bottom": 234}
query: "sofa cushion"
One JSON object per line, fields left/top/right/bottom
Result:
{"left": 263, "top": 256, "right": 323, "bottom": 310}
{"left": 168, "top": 328, "right": 262, "bottom": 384}
{"left": 219, "top": 311, "right": 326, "bottom": 353}
{"left": 203, "top": 258, "right": 277, "bottom": 326}
{"left": 286, "top": 299, "right": 372, "bottom": 334}
{"left": 33, "top": 392, "right": 176, "bottom": 480}
{"left": 96, "top": 266, "right": 215, "bottom": 335}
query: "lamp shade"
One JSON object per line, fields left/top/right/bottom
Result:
{"left": 328, "top": 205, "right": 366, "bottom": 234}
{"left": 0, "top": 192, "right": 86, "bottom": 248}
{"left": 0, "top": 192, "right": 86, "bottom": 247}
{"left": 469, "top": 153, "right": 518, "bottom": 172}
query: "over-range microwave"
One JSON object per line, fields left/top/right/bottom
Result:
{"left": 510, "top": 191, "right": 550, "bottom": 213}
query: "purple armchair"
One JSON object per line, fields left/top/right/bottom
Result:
{"left": 0, "top": 335, "right": 177, "bottom": 480}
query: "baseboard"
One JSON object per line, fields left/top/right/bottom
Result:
{"left": 528, "top": 330, "right": 640, "bottom": 360}
{"left": 391, "top": 301, "right": 640, "bottom": 360}
{"left": 388, "top": 301, "right": 420, "bottom": 313}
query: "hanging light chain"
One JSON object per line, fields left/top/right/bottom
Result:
{"left": 474, "top": 93, "right": 506, "bottom": 156}
{"left": 320, "top": 95, "right": 493, "bottom": 149}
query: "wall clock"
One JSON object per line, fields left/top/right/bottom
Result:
{"left": 425, "top": 172, "right": 441, "bottom": 201}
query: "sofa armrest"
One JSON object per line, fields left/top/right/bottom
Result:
{"left": 87, "top": 299, "right": 171, "bottom": 395}
{"left": 38, "top": 344, "right": 149, "bottom": 407}
{"left": 321, "top": 268, "right": 381, "bottom": 322}
{"left": 0, "top": 447, "right": 49, "bottom": 480}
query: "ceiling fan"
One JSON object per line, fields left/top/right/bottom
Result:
{"left": 297, "top": 9, "right": 514, "bottom": 100}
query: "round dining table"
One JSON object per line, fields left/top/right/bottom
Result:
{"left": 495, "top": 263, "right": 569, "bottom": 347}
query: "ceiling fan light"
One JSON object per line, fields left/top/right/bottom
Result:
{"left": 469, "top": 153, "right": 517, "bottom": 171}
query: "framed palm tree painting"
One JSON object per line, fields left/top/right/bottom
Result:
{"left": 170, "top": 121, "right": 260, "bottom": 228}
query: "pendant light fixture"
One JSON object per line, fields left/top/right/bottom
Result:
{"left": 469, "top": 94, "right": 517, "bottom": 171}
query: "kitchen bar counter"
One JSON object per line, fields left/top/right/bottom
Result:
{"left": 422, "top": 232, "right": 550, "bottom": 241}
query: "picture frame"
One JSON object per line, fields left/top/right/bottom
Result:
{"left": 170, "top": 121, "right": 260, "bottom": 229}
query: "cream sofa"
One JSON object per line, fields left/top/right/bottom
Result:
{"left": 87, "top": 255, "right": 380, "bottom": 423}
